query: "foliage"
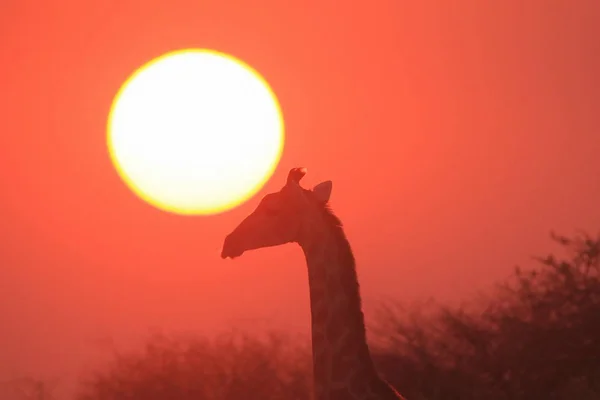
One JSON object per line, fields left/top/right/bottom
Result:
{"left": 77, "top": 232, "right": 600, "bottom": 400}
{"left": 372, "top": 231, "right": 600, "bottom": 400}
{"left": 77, "top": 331, "right": 312, "bottom": 400}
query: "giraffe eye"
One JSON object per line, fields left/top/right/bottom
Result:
{"left": 258, "top": 195, "right": 282, "bottom": 216}
{"left": 265, "top": 206, "right": 281, "bottom": 216}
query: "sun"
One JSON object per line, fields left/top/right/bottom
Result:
{"left": 107, "top": 49, "right": 284, "bottom": 215}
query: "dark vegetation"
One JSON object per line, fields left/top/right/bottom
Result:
{"left": 76, "top": 232, "right": 600, "bottom": 400}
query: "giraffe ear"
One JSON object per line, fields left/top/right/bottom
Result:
{"left": 312, "top": 181, "right": 332, "bottom": 203}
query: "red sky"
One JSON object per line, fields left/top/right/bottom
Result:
{"left": 1, "top": 0, "right": 599, "bottom": 397}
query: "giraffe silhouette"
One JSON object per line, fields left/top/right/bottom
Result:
{"left": 222, "top": 167, "right": 405, "bottom": 400}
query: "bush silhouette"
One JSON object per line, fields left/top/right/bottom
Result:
{"left": 78, "top": 232, "right": 600, "bottom": 400}
{"left": 372, "top": 231, "right": 600, "bottom": 400}
{"left": 77, "top": 331, "right": 312, "bottom": 400}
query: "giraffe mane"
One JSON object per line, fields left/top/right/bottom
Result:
{"left": 305, "top": 189, "right": 369, "bottom": 344}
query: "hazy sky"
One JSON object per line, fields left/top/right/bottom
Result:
{"left": 1, "top": 0, "right": 599, "bottom": 397}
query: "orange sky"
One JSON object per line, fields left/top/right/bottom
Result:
{"left": 1, "top": 0, "right": 599, "bottom": 396}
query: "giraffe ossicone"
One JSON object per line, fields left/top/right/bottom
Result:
{"left": 221, "top": 167, "right": 405, "bottom": 400}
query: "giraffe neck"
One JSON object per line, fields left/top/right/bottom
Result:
{"left": 299, "top": 211, "right": 379, "bottom": 399}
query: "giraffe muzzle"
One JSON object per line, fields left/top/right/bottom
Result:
{"left": 221, "top": 234, "right": 245, "bottom": 259}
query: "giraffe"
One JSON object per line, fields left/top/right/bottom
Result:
{"left": 221, "top": 167, "right": 406, "bottom": 400}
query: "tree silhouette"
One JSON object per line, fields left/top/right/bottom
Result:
{"left": 77, "top": 331, "right": 312, "bottom": 400}
{"left": 372, "top": 231, "right": 600, "bottom": 400}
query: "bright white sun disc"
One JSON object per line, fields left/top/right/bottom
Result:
{"left": 107, "top": 49, "right": 284, "bottom": 215}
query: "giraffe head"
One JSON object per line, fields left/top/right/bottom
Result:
{"left": 221, "top": 167, "right": 332, "bottom": 259}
